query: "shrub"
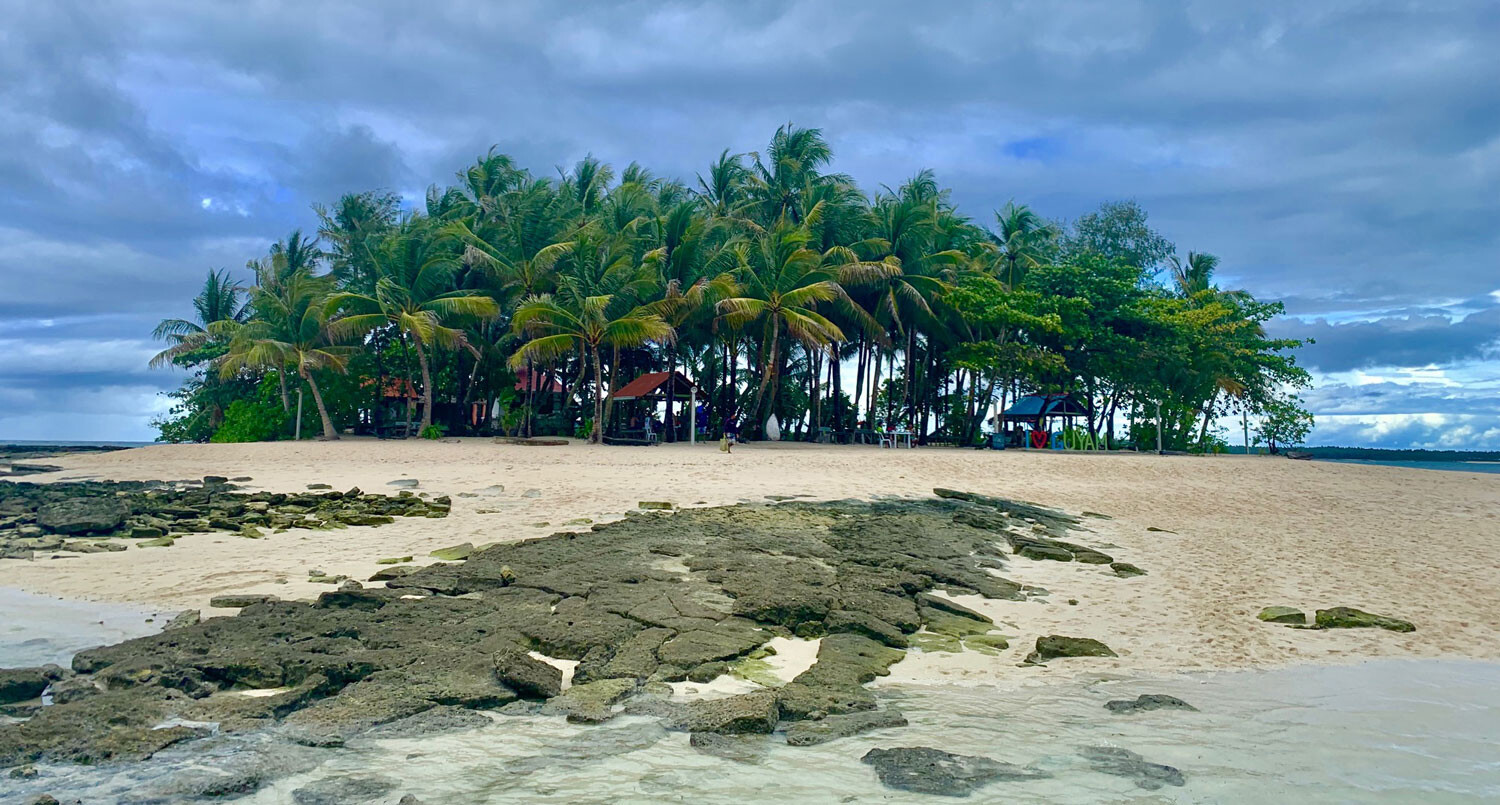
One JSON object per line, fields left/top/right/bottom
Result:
{"left": 211, "top": 399, "right": 290, "bottom": 443}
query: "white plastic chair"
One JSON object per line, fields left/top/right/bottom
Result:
{"left": 878, "top": 430, "right": 894, "bottom": 449}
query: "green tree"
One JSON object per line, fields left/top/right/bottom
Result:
{"left": 215, "top": 271, "right": 353, "bottom": 440}
{"left": 1256, "top": 394, "right": 1314, "bottom": 452}
{"left": 328, "top": 218, "right": 500, "bottom": 432}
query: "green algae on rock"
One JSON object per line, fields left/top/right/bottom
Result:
{"left": 1314, "top": 607, "right": 1415, "bottom": 632}
{"left": 1257, "top": 606, "right": 1306, "bottom": 625}
{"left": 1023, "top": 635, "right": 1117, "bottom": 665}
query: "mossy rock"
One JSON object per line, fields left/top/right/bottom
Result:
{"left": 961, "top": 634, "right": 1011, "bottom": 655}
{"left": 1070, "top": 548, "right": 1114, "bottom": 565}
{"left": 673, "top": 690, "right": 779, "bottom": 734}
{"left": 638, "top": 501, "right": 674, "bottom": 510}
{"left": 920, "top": 611, "right": 992, "bottom": 638}
{"left": 137, "top": 536, "right": 175, "bottom": 548}
{"left": 429, "top": 543, "right": 474, "bottom": 561}
{"left": 237, "top": 526, "right": 264, "bottom": 539}
{"left": 914, "top": 593, "right": 991, "bottom": 624}
{"left": 824, "top": 610, "right": 907, "bottom": 648}
{"left": 1110, "top": 562, "right": 1146, "bottom": 578}
{"left": 908, "top": 632, "right": 962, "bottom": 653}
{"left": 1257, "top": 606, "right": 1306, "bottom": 625}
{"left": 369, "top": 566, "right": 416, "bottom": 582}
{"left": 541, "top": 678, "right": 637, "bottom": 724}
{"left": 1018, "top": 544, "right": 1073, "bottom": 562}
{"left": 1314, "top": 607, "right": 1414, "bottom": 632}
{"left": 376, "top": 556, "right": 412, "bottom": 565}
{"left": 729, "top": 657, "right": 785, "bottom": 688}
{"left": 1023, "top": 635, "right": 1116, "bottom": 664}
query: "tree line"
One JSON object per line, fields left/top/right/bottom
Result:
{"left": 151, "top": 124, "right": 1311, "bottom": 450}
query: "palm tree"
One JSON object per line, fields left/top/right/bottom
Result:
{"left": 748, "top": 124, "right": 849, "bottom": 225}
{"left": 267, "top": 229, "right": 323, "bottom": 284}
{"left": 717, "top": 216, "right": 888, "bottom": 433}
{"left": 149, "top": 268, "right": 248, "bottom": 368}
{"left": 1169, "top": 251, "right": 1220, "bottom": 300}
{"left": 214, "top": 271, "right": 352, "bottom": 440}
{"left": 696, "top": 149, "right": 752, "bottom": 219}
{"left": 510, "top": 233, "right": 674, "bottom": 443}
{"left": 993, "top": 202, "right": 1052, "bottom": 290}
{"left": 327, "top": 219, "right": 500, "bottom": 433}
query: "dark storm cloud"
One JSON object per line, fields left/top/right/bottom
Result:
{"left": 1, "top": 0, "right": 1497, "bottom": 442}
{"left": 1270, "top": 307, "right": 1500, "bottom": 373}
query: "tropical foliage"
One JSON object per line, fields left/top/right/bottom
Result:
{"left": 152, "top": 125, "right": 1310, "bottom": 450}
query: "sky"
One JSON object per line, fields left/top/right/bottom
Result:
{"left": 1, "top": 0, "right": 1497, "bottom": 448}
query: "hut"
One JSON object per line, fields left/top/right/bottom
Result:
{"left": 997, "top": 393, "right": 1091, "bottom": 448}
{"left": 607, "top": 371, "right": 701, "bottom": 444}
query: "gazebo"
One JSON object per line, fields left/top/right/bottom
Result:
{"left": 607, "top": 371, "right": 701, "bottom": 443}
{"left": 998, "top": 393, "right": 1091, "bottom": 448}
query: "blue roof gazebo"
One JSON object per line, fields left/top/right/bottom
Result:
{"left": 1001, "top": 393, "right": 1090, "bottom": 424}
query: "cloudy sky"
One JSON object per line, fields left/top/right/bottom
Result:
{"left": 2, "top": 1, "right": 1496, "bottom": 447}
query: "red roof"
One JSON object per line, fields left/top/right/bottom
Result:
{"left": 611, "top": 371, "right": 700, "bottom": 400}
{"left": 515, "top": 368, "right": 564, "bottom": 394}
{"left": 362, "top": 377, "right": 419, "bottom": 399}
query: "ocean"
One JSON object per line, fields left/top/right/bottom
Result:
{"left": 1320, "top": 458, "right": 1500, "bottom": 475}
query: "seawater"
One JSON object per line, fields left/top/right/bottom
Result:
{"left": 1320, "top": 458, "right": 1500, "bottom": 475}
{"left": 239, "top": 661, "right": 1500, "bottom": 804}
{"left": 0, "top": 587, "right": 161, "bottom": 668}
{"left": 3, "top": 594, "right": 1499, "bottom": 803}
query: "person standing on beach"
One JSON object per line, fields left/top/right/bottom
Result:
{"left": 721, "top": 412, "right": 739, "bottom": 453}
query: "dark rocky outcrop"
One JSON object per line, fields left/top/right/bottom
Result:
{"left": 292, "top": 775, "right": 395, "bottom": 805}
{"left": 36, "top": 498, "right": 128, "bottom": 535}
{"left": 689, "top": 731, "right": 768, "bottom": 763}
{"left": 1023, "top": 635, "right": 1117, "bottom": 665}
{"left": 1104, "top": 694, "right": 1197, "bottom": 714}
{"left": 0, "top": 480, "right": 446, "bottom": 560}
{"left": 784, "top": 707, "right": 907, "bottom": 746}
{"left": 1314, "top": 607, "right": 1415, "bottom": 632}
{"left": 1110, "top": 562, "right": 1146, "bottom": 578}
{"left": 493, "top": 646, "right": 563, "bottom": 699}
{"left": 668, "top": 690, "right": 779, "bottom": 734}
{"left": 0, "top": 495, "right": 1060, "bottom": 767}
{"left": 862, "top": 746, "right": 1051, "bottom": 796}
{"left": 0, "top": 666, "right": 65, "bottom": 705}
{"left": 1081, "top": 746, "right": 1186, "bottom": 789}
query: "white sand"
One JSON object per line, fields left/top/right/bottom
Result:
{"left": 4, "top": 438, "right": 1499, "bottom": 684}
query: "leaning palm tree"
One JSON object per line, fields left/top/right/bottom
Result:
{"left": 327, "top": 220, "right": 500, "bottom": 433}
{"left": 149, "top": 268, "right": 248, "bottom": 368}
{"left": 214, "top": 272, "right": 353, "bottom": 440}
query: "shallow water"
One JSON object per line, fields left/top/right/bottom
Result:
{"left": 251, "top": 660, "right": 1499, "bottom": 804}
{"left": 0, "top": 587, "right": 161, "bottom": 668}
{"left": 11, "top": 659, "right": 1496, "bottom": 804}
{"left": 3, "top": 596, "right": 1497, "bottom": 803}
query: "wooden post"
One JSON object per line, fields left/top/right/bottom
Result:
{"left": 295, "top": 388, "right": 304, "bottom": 441}
{"left": 689, "top": 386, "right": 697, "bottom": 444}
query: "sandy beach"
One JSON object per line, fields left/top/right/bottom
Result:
{"left": 4, "top": 438, "right": 1497, "bottom": 685}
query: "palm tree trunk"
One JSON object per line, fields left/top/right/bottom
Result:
{"left": 301, "top": 369, "right": 339, "bottom": 440}
{"left": 1197, "top": 390, "right": 1219, "bottom": 448}
{"left": 278, "top": 372, "right": 291, "bottom": 412}
{"left": 589, "top": 345, "right": 604, "bottom": 444}
{"left": 415, "top": 340, "right": 434, "bottom": 432}
{"left": 603, "top": 345, "right": 621, "bottom": 432}
{"left": 749, "top": 322, "right": 780, "bottom": 435}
